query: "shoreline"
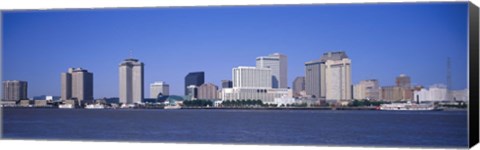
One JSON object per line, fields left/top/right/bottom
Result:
{"left": 1, "top": 106, "right": 468, "bottom": 111}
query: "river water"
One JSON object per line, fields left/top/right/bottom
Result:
{"left": 1, "top": 108, "right": 468, "bottom": 148}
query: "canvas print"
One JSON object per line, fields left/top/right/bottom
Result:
{"left": 1, "top": 2, "right": 475, "bottom": 148}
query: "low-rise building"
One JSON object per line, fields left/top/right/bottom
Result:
{"left": 220, "top": 88, "right": 291, "bottom": 104}
{"left": 34, "top": 100, "right": 47, "bottom": 107}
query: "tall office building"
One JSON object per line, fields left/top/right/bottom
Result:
{"left": 292, "top": 76, "right": 305, "bottom": 97}
{"left": 305, "top": 60, "right": 324, "bottom": 98}
{"left": 150, "top": 81, "right": 169, "bottom": 98}
{"left": 233, "top": 66, "right": 272, "bottom": 88}
{"left": 325, "top": 55, "right": 352, "bottom": 101}
{"left": 221, "top": 80, "right": 233, "bottom": 88}
{"left": 2, "top": 80, "right": 28, "bottom": 101}
{"left": 61, "top": 68, "right": 93, "bottom": 101}
{"left": 305, "top": 51, "right": 351, "bottom": 100}
{"left": 119, "top": 58, "right": 144, "bottom": 104}
{"left": 256, "top": 53, "right": 288, "bottom": 88}
{"left": 198, "top": 83, "right": 218, "bottom": 100}
{"left": 184, "top": 72, "right": 205, "bottom": 96}
{"left": 353, "top": 79, "right": 380, "bottom": 100}
{"left": 61, "top": 68, "right": 73, "bottom": 100}
{"left": 396, "top": 74, "right": 411, "bottom": 88}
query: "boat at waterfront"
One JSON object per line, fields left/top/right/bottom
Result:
{"left": 85, "top": 104, "right": 105, "bottom": 109}
{"left": 164, "top": 105, "right": 181, "bottom": 109}
{"left": 58, "top": 104, "right": 74, "bottom": 109}
{"left": 379, "top": 102, "right": 436, "bottom": 111}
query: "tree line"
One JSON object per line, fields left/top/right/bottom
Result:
{"left": 182, "top": 99, "right": 213, "bottom": 107}
{"left": 221, "top": 99, "right": 263, "bottom": 107}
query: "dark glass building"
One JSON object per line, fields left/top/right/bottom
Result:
{"left": 221, "top": 80, "right": 233, "bottom": 88}
{"left": 184, "top": 72, "right": 205, "bottom": 96}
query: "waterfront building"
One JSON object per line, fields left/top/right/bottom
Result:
{"left": 353, "top": 79, "right": 380, "bottom": 100}
{"left": 61, "top": 68, "right": 93, "bottom": 101}
{"left": 256, "top": 53, "right": 288, "bottom": 88}
{"left": 233, "top": 66, "right": 272, "bottom": 88}
{"left": 33, "top": 95, "right": 60, "bottom": 101}
{"left": 274, "top": 96, "right": 296, "bottom": 106}
{"left": 381, "top": 86, "right": 413, "bottom": 101}
{"left": 324, "top": 54, "right": 352, "bottom": 101}
{"left": 72, "top": 68, "right": 94, "bottom": 101}
{"left": 2, "top": 80, "right": 28, "bottom": 101}
{"left": 187, "top": 85, "right": 198, "bottom": 100}
{"left": 305, "top": 51, "right": 351, "bottom": 100}
{"left": 305, "top": 59, "right": 324, "bottom": 98}
{"left": 61, "top": 68, "right": 72, "bottom": 100}
{"left": 292, "top": 76, "right": 305, "bottom": 98}
{"left": 119, "top": 58, "right": 144, "bottom": 104}
{"left": 452, "top": 89, "right": 468, "bottom": 101}
{"left": 221, "top": 80, "right": 233, "bottom": 88}
{"left": 150, "top": 81, "right": 169, "bottom": 98}
{"left": 380, "top": 86, "right": 404, "bottom": 101}
{"left": 220, "top": 88, "right": 291, "bottom": 104}
{"left": 198, "top": 83, "right": 219, "bottom": 100}
{"left": 379, "top": 74, "right": 414, "bottom": 101}
{"left": 413, "top": 84, "right": 449, "bottom": 102}
{"left": 34, "top": 100, "right": 47, "bottom": 107}
{"left": 184, "top": 72, "right": 205, "bottom": 96}
{"left": 221, "top": 66, "right": 291, "bottom": 103}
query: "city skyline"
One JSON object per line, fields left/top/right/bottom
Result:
{"left": 3, "top": 3, "right": 468, "bottom": 98}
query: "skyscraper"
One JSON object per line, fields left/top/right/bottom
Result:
{"left": 61, "top": 68, "right": 93, "bottom": 101}
{"left": 119, "top": 58, "right": 144, "bottom": 104}
{"left": 150, "top": 81, "right": 169, "bottom": 98}
{"left": 305, "top": 51, "right": 351, "bottom": 100}
{"left": 305, "top": 60, "right": 324, "bottom": 98}
{"left": 184, "top": 72, "right": 205, "bottom": 96}
{"left": 292, "top": 76, "right": 305, "bottom": 97}
{"left": 61, "top": 68, "right": 73, "bottom": 100}
{"left": 198, "top": 83, "right": 218, "bottom": 100}
{"left": 221, "top": 80, "right": 233, "bottom": 88}
{"left": 325, "top": 54, "right": 352, "bottom": 101}
{"left": 256, "top": 53, "right": 288, "bottom": 88}
{"left": 2, "top": 80, "right": 28, "bottom": 101}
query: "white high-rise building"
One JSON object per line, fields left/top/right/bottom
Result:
{"left": 119, "top": 58, "right": 144, "bottom": 104}
{"left": 325, "top": 58, "right": 352, "bottom": 101}
{"left": 150, "top": 81, "right": 169, "bottom": 98}
{"left": 256, "top": 53, "right": 288, "bottom": 88}
{"left": 233, "top": 66, "right": 272, "bottom": 89}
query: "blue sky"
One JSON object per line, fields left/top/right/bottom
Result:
{"left": 2, "top": 2, "right": 469, "bottom": 98}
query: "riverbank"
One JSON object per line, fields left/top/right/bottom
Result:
{"left": 2, "top": 106, "right": 467, "bottom": 111}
